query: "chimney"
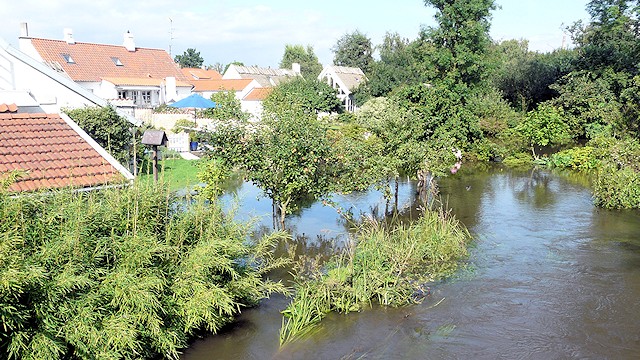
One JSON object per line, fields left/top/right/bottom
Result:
{"left": 292, "top": 62, "right": 301, "bottom": 74}
{"left": 123, "top": 30, "right": 135, "bottom": 52}
{"left": 63, "top": 28, "right": 75, "bottom": 44}
{"left": 19, "top": 23, "right": 29, "bottom": 38}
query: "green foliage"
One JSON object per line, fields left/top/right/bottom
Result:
{"left": 64, "top": 106, "right": 134, "bottom": 165}
{"left": 516, "top": 104, "right": 571, "bottom": 157}
{"left": 502, "top": 152, "right": 534, "bottom": 167}
{"left": 490, "top": 40, "right": 576, "bottom": 111}
{"left": 0, "top": 181, "right": 287, "bottom": 359}
{"left": 279, "top": 44, "right": 323, "bottom": 78}
{"left": 197, "top": 158, "right": 231, "bottom": 201}
{"left": 280, "top": 209, "right": 471, "bottom": 344}
{"left": 202, "top": 91, "right": 250, "bottom": 122}
{"left": 366, "top": 32, "right": 422, "bottom": 97}
{"left": 174, "top": 48, "right": 204, "bottom": 68}
{"left": 423, "top": 0, "right": 497, "bottom": 88}
{"left": 549, "top": 71, "right": 624, "bottom": 138}
{"left": 332, "top": 30, "right": 374, "bottom": 74}
{"left": 547, "top": 146, "right": 600, "bottom": 170}
{"left": 263, "top": 77, "right": 342, "bottom": 114}
{"left": 594, "top": 163, "right": 640, "bottom": 209}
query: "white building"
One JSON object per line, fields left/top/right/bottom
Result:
{"left": 318, "top": 65, "right": 367, "bottom": 112}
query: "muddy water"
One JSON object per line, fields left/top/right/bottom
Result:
{"left": 183, "top": 167, "right": 640, "bottom": 359}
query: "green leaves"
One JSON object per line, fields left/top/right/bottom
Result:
{"left": 174, "top": 48, "right": 204, "bottom": 69}
{"left": 0, "top": 182, "right": 285, "bottom": 359}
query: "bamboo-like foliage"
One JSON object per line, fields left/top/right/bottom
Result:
{"left": 279, "top": 208, "right": 470, "bottom": 345}
{"left": 0, "top": 180, "right": 287, "bottom": 359}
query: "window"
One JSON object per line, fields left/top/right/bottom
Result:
{"left": 61, "top": 53, "right": 75, "bottom": 64}
{"left": 117, "top": 90, "right": 127, "bottom": 99}
{"left": 131, "top": 91, "right": 139, "bottom": 104}
{"left": 111, "top": 57, "right": 123, "bottom": 66}
{"left": 141, "top": 91, "right": 151, "bottom": 105}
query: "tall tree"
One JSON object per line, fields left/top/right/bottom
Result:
{"left": 367, "top": 32, "right": 421, "bottom": 97}
{"left": 332, "top": 30, "right": 374, "bottom": 73}
{"left": 174, "top": 48, "right": 204, "bottom": 68}
{"left": 569, "top": 0, "right": 640, "bottom": 74}
{"left": 422, "top": 0, "right": 497, "bottom": 89}
{"left": 279, "top": 44, "right": 323, "bottom": 78}
{"left": 263, "top": 77, "right": 342, "bottom": 114}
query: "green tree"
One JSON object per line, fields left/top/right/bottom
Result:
{"left": 366, "top": 32, "right": 421, "bottom": 97}
{"left": 332, "top": 30, "right": 374, "bottom": 73}
{"left": 64, "top": 106, "right": 134, "bottom": 165}
{"left": 203, "top": 90, "right": 250, "bottom": 121}
{"left": 263, "top": 76, "right": 342, "bottom": 114}
{"left": 279, "top": 44, "right": 323, "bottom": 78}
{"left": 517, "top": 103, "right": 571, "bottom": 158}
{"left": 175, "top": 48, "right": 204, "bottom": 68}
{"left": 423, "top": 0, "right": 497, "bottom": 89}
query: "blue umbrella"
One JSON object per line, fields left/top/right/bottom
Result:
{"left": 169, "top": 93, "right": 218, "bottom": 109}
{"left": 169, "top": 94, "right": 219, "bottom": 125}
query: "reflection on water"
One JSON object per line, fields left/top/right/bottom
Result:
{"left": 183, "top": 166, "right": 640, "bottom": 359}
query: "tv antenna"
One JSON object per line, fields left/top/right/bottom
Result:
{"left": 168, "top": 17, "right": 175, "bottom": 57}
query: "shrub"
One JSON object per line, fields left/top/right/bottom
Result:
{"left": 0, "top": 181, "right": 287, "bottom": 359}
{"left": 594, "top": 163, "right": 640, "bottom": 209}
{"left": 547, "top": 146, "right": 599, "bottom": 170}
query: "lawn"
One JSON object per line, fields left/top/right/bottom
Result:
{"left": 138, "top": 157, "right": 202, "bottom": 190}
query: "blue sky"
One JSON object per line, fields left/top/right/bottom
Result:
{"left": 1, "top": 0, "right": 590, "bottom": 68}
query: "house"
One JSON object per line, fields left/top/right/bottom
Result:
{"left": 1, "top": 36, "right": 136, "bottom": 123}
{"left": 190, "top": 78, "right": 259, "bottom": 102}
{"left": 241, "top": 87, "right": 272, "bottom": 121}
{"left": 223, "top": 63, "right": 301, "bottom": 87}
{"left": 0, "top": 103, "right": 134, "bottom": 193}
{"left": 318, "top": 65, "right": 367, "bottom": 112}
{"left": 17, "top": 24, "right": 192, "bottom": 120}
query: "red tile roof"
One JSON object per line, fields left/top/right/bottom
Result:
{"left": 0, "top": 113, "right": 126, "bottom": 192}
{"left": 101, "top": 77, "right": 192, "bottom": 87}
{"left": 181, "top": 68, "right": 222, "bottom": 80}
{"left": 243, "top": 87, "right": 272, "bottom": 101}
{"left": 192, "top": 79, "right": 253, "bottom": 92}
{"left": 0, "top": 103, "right": 18, "bottom": 113}
{"left": 30, "top": 38, "right": 189, "bottom": 83}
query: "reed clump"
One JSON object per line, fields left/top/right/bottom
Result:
{"left": 0, "top": 180, "right": 287, "bottom": 359}
{"left": 279, "top": 208, "right": 470, "bottom": 345}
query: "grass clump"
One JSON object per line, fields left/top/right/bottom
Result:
{"left": 279, "top": 208, "right": 471, "bottom": 345}
{"left": 0, "top": 180, "right": 287, "bottom": 359}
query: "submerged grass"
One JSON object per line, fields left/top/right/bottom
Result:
{"left": 279, "top": 207, "right": 471, "bottom": 345}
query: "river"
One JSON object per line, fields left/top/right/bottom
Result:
{"left": 182, "top": 166, "right": 640, "bottom": 359}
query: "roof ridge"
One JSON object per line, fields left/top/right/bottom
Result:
{"left": 31, "top": 37, "right": 167, "bottom": 52}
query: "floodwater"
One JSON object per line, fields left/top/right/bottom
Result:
{"left": 182, "top": 166, "right": 640, "bottom": 359}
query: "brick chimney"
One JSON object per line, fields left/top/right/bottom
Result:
{"left": 123, "top": 30, "right": 135, "bottom": 52}
{"left": 63, "top": 28, "right": 75, "bottom": 45}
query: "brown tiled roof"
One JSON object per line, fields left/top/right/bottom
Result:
{"left": 243, "top": 87, "right": 272, "bottom": 101}
{"left": 0, "top": 103, "right": 18, "bottom": 113}
{"left": 30, "top": 38, "right": 189, "bottom": 83}
{"left": 192, "top": 79, "right": 253, "bottom": 92}
{"left": 101, "top": 77, "right": 192, "bottom": 87}
{"left": 181, "top": 68, "right": 222, "bottom": 80}
{"left": 0, "top": 113, "right": 126, "bottom": 192}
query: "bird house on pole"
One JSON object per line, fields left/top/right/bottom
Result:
{"left": 141, "top": 130, "right": 168, "bottom": 182}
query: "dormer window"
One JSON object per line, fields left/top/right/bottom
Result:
{"left": 111, "top": 57, "right": 123, "bottom": 66}
{"left": 61, "top": 53, "right": 75, "bottom": 64}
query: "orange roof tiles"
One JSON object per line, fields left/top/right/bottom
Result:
{"left": 192, "top": 79, "right": 253, "bottom": 92}
{"left": 30, "top": 38, "right": 189, "bottom": 83}
{"left": 181, "top": 68, "right": 222, "bottom": 80}
{"left": 244, "top": 87, "right": 272, "bottom": 101}
{"left": 0, "top": 113, "right": 126, "bottom": 193}
{"left": 0, "top": 103, "right": 18, "bottom": 113}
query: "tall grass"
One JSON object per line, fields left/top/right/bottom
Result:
{"left": 279, "top": 208, "right": 471, "bottom": 345}
{"left": 0, "top": 179, "right": 287, "bottom": 359}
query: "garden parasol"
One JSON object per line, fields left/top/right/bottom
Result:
{"left": 168, "top": 93, "right": 218, "bottom": 125}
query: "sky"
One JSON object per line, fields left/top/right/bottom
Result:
{"left": 1, "top": 0, "right": 590, "bottom": 69}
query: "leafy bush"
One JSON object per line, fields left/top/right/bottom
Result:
{"left": 64, "top": 106, "right": 134, "bottom": 165}
{"left": 547, "top": 146, "right": 599, "bottom": 170}
{"left": 594, "top": 163, "right": 640, "bottom": 209}
{"left": 503, "top": 152, "right": 534, "bottom": 167}
{"left": 0, "top": 181, "right": 286, "bottom": 359}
